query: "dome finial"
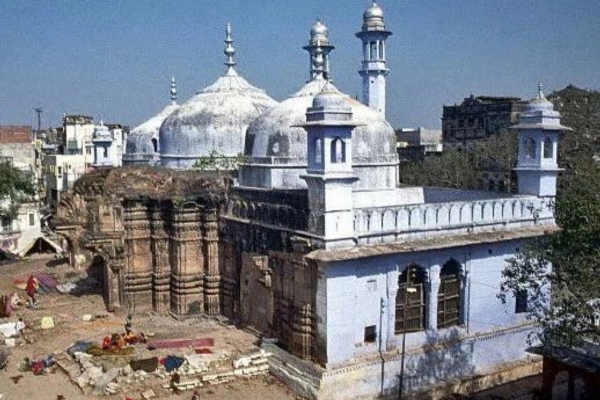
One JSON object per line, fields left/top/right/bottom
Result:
{"left": 170, "top": 76, "right": 178, "bottom": 105}
{"left": 537, "top": 81, "right": 545, "bottom": 100}
{"left": 224, "top": 23, "right": 237, "bottom": 76}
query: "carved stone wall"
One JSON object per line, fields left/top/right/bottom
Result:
{"left": 55, "top": 182, "right": 320, "bottom": 362}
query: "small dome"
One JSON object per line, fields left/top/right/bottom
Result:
{"left": 364, "top": 2, "right": 384, "bottom": 19}
{"left": 362, "top": 1, "right": 386, "bottom": 30}
{"left": 308, "top": 20, "right": 332, "bottom": 47}
{"left": 93, "top": 123, "right": 110, "bottom": 138}
{"left": 311, "top": 20, "right": 328, "bottom": 37}
{"left": 311, "top": 85, "right": 347, "bottom": 110}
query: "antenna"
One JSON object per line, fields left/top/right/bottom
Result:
{"left": 34, "top": 107, "right": 43, "bottom": 139}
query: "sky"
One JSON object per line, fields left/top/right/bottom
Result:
{"left": 0, "top": 0, "right": 599, "bottom": 131}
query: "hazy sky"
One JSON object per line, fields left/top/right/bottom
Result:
{"left": 1, "top": 0, "right": 598, "bottom": 130}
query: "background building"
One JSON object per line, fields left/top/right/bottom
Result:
{"left": 442, "top": 95, "right": 526, "bottom": 150}
{"left": 396, "top": 127, "right": 443, "bottom": 161}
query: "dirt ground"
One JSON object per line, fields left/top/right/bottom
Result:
{"left": 0, "top": 254, "right": 301, "bottom": 400}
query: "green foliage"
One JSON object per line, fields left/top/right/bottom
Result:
{"left": 0, "top": 161, "right": 36, "bottom": 225}
{"left": 500, "top": 157, "right": 600, "bottom": 346}
{"left": 500, "top": 86, "right": 600, "bottom": 347}
{"left": 399, "top": 130, "right": 517, "bottom": 189}
{"left": 192, "top": 150, "right": 247, "bottom": 171}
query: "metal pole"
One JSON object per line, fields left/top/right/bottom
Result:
{"left": 398, "top": 267, "right": 412, "bottom": 400}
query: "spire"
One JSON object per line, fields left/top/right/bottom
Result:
{"left": 224, "top": 23, "right": 237, "bottom": 76}
{"left": 304, "top": 19, "right": 335, "bottom": 82}
{"left": 537, "top": 81, "right": 545, "bottom": 100}
{"left": 170, "top": 76, "right": 178, "bottom": 105}
{"left": 313, "top": 46, "right": 325, "bottom": 81}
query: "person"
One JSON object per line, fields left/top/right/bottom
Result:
{"left": 124, "top": 314, "right": 132, "bottom": 335}
{"left": 26, "top": 276, "right": 38, "bottom": 309}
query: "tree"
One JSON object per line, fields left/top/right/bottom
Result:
{"left": 499, "top": 85, "right": 600, "bottom": 347}
{"left": 399, "top": 130, "right": 517, "bottom": 190}
{"left": 0, "top": 160, "right": 36, "bottom": 226}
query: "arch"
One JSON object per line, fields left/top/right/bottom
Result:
{"left": 494, "top": 202, "right": 503, "bottom": 220}
{"left": 525, "top": 138, "right": 536, "bottom": 159}
{"left": 232, "top": 201, "right": 241, "bottom": 217}
{"left": 151, "top": 137, "right": 158, "bottom": 153}
{"left": 460, "top": 203, "right": 472, "bottom": 224}
{"left": 395, "top": 264, "right": 427, "bottom": 334}
{"left": 438, "top": 259, "right": 462, "bottom": 329}
{"left": 543, "top": 138, "right": 554, "bottom": 159}
{"left": 382, "top": 209, "right": 395, "bottom": 231}
{"left": 449, "top": 205, "right": 461, "bottom": 225}
{"left": 437, "top": 206, "right": 450, "bottom": 227}
{"left": 364, "top": 213, "right": 372, "bottom": 232}
{"left": 330, "top": 137, "right": 345, "bottom": 163}
{"left": 314, "top": 138, "right": 323, "bottom": 163}
{"left": 397, "top": 208, "right": 410, "bottom": 230}
{"left": 425, "top": 207, "right": 436, "bottom": 228}
{"left": 483, "top": 202, "right": 494, "bottom": 221}
{"left": 248, "top": 203, "right": 257, "bottom": 220}
{"left": 240, "top": 202, "right": 249, "bottom": 219}
{"left": 370, "top": 41, "right": 377, "bottom": 60}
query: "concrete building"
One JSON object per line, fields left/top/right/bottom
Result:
{"left": 443, "top": 95, "right": 527, "bottom": 150}
{"left": 92, "top": 122, "right": 125, "bottom": 168}
{"left": 0, "top": 126, "right": 35, "bottom": 171}
{"left": 396, "top": 127, "right": 443, "bottom": 161}
{"left": 53, "top": 3, "right": 568, "bottom": 399}
{"left": 63, "top": 114, "right": 95, "bottom": 162}
{"left": 44, "top": 153, "right": 87, "bottom": 207}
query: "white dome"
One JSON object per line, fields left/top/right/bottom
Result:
{"left": 159, "top": 71, "right": 278, "bottom": 169}
{"left": 124, "top": 103, "right": 178, "bottom": 165}
{"left": 240, "top": 79, "right": 398, "bottom": 190}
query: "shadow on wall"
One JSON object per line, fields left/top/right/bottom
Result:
{"left": 402, "top": 328, "right": 475, "bottom": 396}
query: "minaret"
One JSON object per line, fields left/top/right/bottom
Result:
{"left": 356, "top": 1, "right": 392, "bottom": 117}
{"left": 224, "top": 22, "right": 237, "bottom": 76}
{"left": 513, "top": 83, "right": 571, "bottom": 197}
{"left": 170, "top": 76, "right": 178, "bottom": 105}
{"left": 300, "top": 85, "right": 360, "bottom": 249}
{"left": 303, "top": 20, "right": 335, "bottom": 81}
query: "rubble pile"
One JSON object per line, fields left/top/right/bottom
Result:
{"left": 57, "top": 345, "right": 272, "bottom": 396}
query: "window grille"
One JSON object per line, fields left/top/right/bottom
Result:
{"left": 395, "top": 266, "right": 426, "bottom": 333}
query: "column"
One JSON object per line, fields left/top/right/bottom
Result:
{"left": 427, "top": 265, "right": 441, "bottom": 331}
{"left": 386, "top": 268, "right": 399, "bottom": 350}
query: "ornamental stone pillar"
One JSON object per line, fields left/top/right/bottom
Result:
{"left": 427, "top": 265, "right": 441, "bottom": 331}
{"left": 203, "top": 208, "right": 221, "bottom": 315}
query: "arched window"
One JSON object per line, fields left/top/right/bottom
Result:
{"left": 330, "top": 137, "right": 345, "bottom": 163}
{"left": 370, "top": 41, "right": 377, "bottom": 61}
{"left": 103, "top": 146, "right": 108, "bottom": 158}
{"left": 378, "top": 41, "right": 384, "bottom": 60}
{"left": 395, "top": 265, "right": 426, "bottom": 333}
{"left": 543, "top": 138, "right": 553, "bottom": 159}
{"left": 151, "top": 138, "right": 158, "bottom": 153}
{"left": 438, "top": 259, "right": 461, "bottom": 329}
{"left": 525, "top": 138, "right": 536, "bottom": 159}
{"left": 315, "top": 138, "right": 322, "bottom": 163}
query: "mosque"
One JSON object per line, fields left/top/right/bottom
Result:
{"left": 57, "top": 2, "right": 569, "bottom": 398}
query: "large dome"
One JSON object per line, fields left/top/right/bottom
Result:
{"left": 159, "top": 73, "right": 277, "bottom": 169}
{"left": 159, "top": 24, "right": 277, "bottom": 169}
{"left": 240, "top": 79, "right": 398, "bottom": 190}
